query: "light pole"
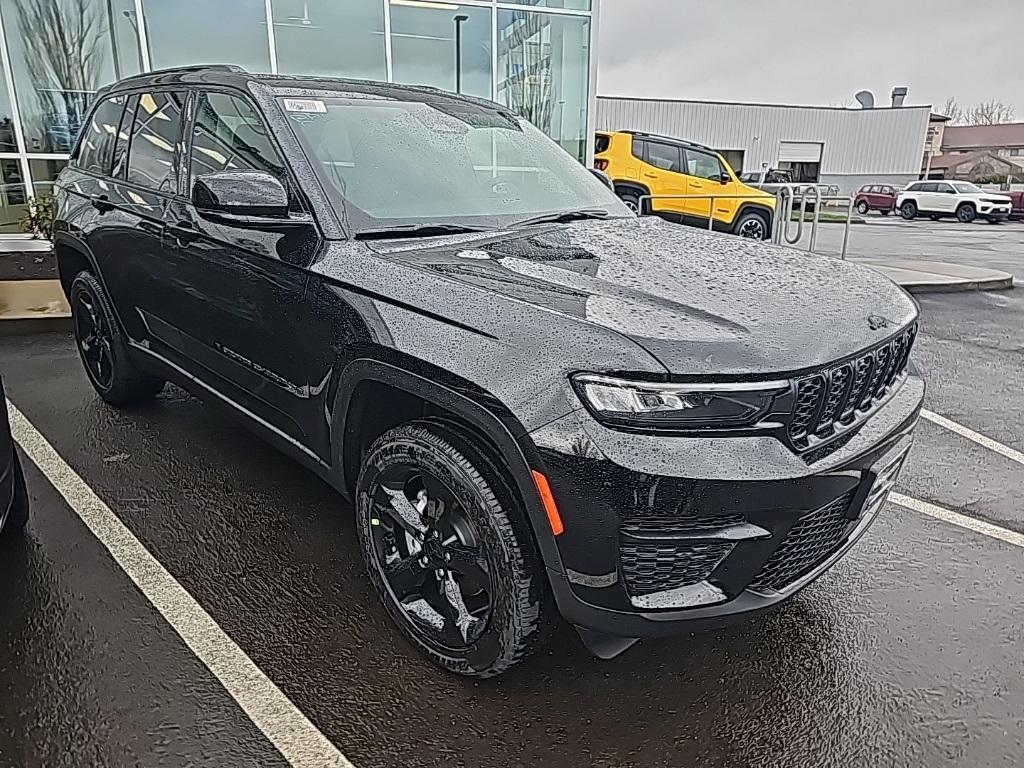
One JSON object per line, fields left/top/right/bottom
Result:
{"left": 121, "top": 10, "right": 145, "bottom": 72}
{"left": 453, "top": 14, "right": 468, "bottom": 94}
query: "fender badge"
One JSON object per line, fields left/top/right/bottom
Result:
{"left": 868, "top": 314, "right": 890, "bottom": 330}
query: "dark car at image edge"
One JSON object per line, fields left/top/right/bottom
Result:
{"left": 1, "top": 377, "right": 30, "bottom": 540}
{"left": 52, "top": 65, "right": 923, "bottom": 677}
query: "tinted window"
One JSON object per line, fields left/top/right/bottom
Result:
{"left": 645, "top": 142, "right": 681, "bottom": 172}
{"left": 905, "top": 182, "right": 923, "bottom": 192}
{"left": 111, "top": 95, "right": 138, "bottom": 179}
{"left": 936, "top": 183, "right": 955, "bottom": 193}
{"left": 126, "top": 91, "right": 186, "bottom": 191}
{"left": 190, "top": 93, "right": 286, "bottom": 183}
{"left": 74, "top": 96, "right": 126, "bottom": 175}
{"left": 684, "top": 148, "right": 723, "bottom": 181}
{"left": 594, "top": 133, "right": 610, "bottom": 154}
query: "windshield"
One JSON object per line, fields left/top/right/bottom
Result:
{"left": 279, "top": 95, "right": 628, "bottom": 233}
{"left": 952, "top": 182, "right": 985, "bottom": 194}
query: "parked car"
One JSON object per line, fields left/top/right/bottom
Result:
{"left": 739, "top": 169, "right": 838, "bottom": 212}
{"left": 1006, "top": 190, "right": 1024, "bottom": 221}
{"left": 1, "top": 376, "right": 30, "bottom": 539}
{"left": 595, "top": 130, "right": 775, "bottom": 239}
{"left": 854, "top": 185, "right": 897, "bottom": 215}
{"left": 896, "top": 181, "right": 1012, "bottom": 223}
{"left": 54, "top": 66, "right": 923, "bottom": 677}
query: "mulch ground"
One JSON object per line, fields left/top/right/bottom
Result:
{"left": 0, "top": 249, "right": 57, "bottom": 281}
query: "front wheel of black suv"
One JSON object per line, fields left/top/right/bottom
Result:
{"left": 356, "top": 421, "right": 554, "bottom": 678}
{"left": 70, "top": 272, "right": 165, "bottom": 406}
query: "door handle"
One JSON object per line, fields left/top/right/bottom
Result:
{"left": 169, "top": 221, "right": 200, "bottom": 246}
{"left": 643, "top": 171, "right": 658, "bottom": 179}
{"left": 138, "top": 220, "right": 164, "bottom": 236}
{"left": 90, "top": 194, "right": 113, "bottom": 213}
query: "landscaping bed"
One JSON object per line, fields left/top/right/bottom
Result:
{"left": 0, "top": 248, "right": 57, "bottom": 281}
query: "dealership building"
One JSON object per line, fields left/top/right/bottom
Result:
{"left": 597, "top": 95, "right": 933, "bottom": 195}
{"left": 0, "top": 0, "right": 599, "bottom": 233}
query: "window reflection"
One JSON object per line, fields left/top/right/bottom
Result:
{"left": 29, "top": 156, "right": 67, "bottom": 197}
{"left": 390, "top": 1, "right": 491, "bottom": 100}
{"left": 0, "top": 158, "right": 27, "bottom": 231}
{"left": 0, "top": 0, "right": 141, "bottom": 153}
{"left": 126, "top": 90, "right": 185, "bottom": 191}
{"left": 141, "top": 0, "right": 270, "bottom": 72}
{"left": 190, "top": 92, "right": 285, "bottom": 180}
{"left": 272, "top": 0, "right": 385, "bottom": 79}
{"left": 502, "top": 0, "right": 591, "bottom": 9}
{"left": 73, "top": 94, "right": 124, "bottom": 174}
{"left": 497, "top": 10, "right": 591, "bottom": 160}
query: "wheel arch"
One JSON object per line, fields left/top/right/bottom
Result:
{"left": 330, "top": 357, "right": 567, "bottom": 575}
{"left": 53, "top": 232, "right": 98, "bottom": 301}
{"left": 733, "top": 202, "right": 774, "bottom": 235}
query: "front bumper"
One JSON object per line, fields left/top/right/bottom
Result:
{"left": 979, "top": 204, "right": 1011, "bottom": 219}
{"left": 529, "top": 373, "right": 924, "bottom": 638}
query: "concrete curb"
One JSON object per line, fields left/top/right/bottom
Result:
{"left": 0, "top": 279, "right": 71, "bottom": 333}
{"left": 899, "top": 276, "right": 1015, "bottom": 294}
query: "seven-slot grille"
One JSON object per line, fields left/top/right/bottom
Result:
{"left": 788, "top": 324, "right": 916, "bottom": 446}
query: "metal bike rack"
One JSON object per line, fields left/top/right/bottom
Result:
{"left": 635, "top": 187, "right": 856, "bottom": 260}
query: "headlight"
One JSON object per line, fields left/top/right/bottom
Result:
{"left": 571, "top": 374, "right": 789, "bottom": 430}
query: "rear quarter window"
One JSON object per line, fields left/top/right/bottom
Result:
{"left": 594, "top": 133, "right": 610, "bottom": 154}
{"left": 73, "top": 95, "right": 127, "bottom": 175}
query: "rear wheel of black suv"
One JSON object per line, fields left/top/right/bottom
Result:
{"left": 70, "top": 272, "right": 165, "bottom": 406}
{"left": 355, "top": 421, "right": 554, "bottom": 678}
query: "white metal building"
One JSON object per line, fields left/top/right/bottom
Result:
{"left": 596, "top": 96, "right": 932, "bottom": 195}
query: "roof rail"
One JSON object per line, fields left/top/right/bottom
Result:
{"left": 622, "top": 130, "right": 713, "bottom": 152}
{"left": 122, "top": 63, "right": 248, "bottom": 79}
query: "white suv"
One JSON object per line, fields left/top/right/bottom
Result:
{"left": 897, "top": 181, "right": 1012, "bottom": 223}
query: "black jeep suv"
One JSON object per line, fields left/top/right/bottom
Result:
{"left": 53, "top": 66, "right": 923, "bottom": 677}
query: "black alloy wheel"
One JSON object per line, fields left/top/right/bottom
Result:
{"left": 900, "top": 201, "right": 917, "bottom": 220}
{"left": 73, "top": 279, "right": 115, "bottom": 392}
{"left": 356, "top": 422, "right": 553, "bottom": 677}
{"left": 734, "top": 212, "right": 768, "bottom": 239}
{"left": 70, "top": 272, "right": 165, "bottom": 405}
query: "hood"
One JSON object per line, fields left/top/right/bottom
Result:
{"left": 364, "top": 217, "right": 918, "bottom": 376}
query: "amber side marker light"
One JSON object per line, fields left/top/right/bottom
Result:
{"left": 531, "top": 470, "right": 564, "bottom": 536}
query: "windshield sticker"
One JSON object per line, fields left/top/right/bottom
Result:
{"left": 283, "top": 98, "right": 326, "bottom": 114}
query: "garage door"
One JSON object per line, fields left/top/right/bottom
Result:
{"left": 778, "top": 141, "right": 823, "bottom": 163}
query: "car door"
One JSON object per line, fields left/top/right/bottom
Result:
{"left": 637, "top": 139, "right": 687, "bottom": 215}
{"left": 161, "top": 88, "right": 322, "bottom": 446}
{"left": 864, "top": 185, "right": 881, "bottom": 208}
{"left": 683, "top": 147, "right": 732, "bottom": 226}
{"left": 934, "top": 182, "right": 958, "bottom": 212}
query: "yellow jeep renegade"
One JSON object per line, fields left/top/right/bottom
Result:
{"left": 595, "top": 130, "right": 775, "bottom": 239}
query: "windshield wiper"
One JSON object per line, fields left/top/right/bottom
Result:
{"left": 510, "top": 209, "right": 613, "bottom": 228}
{"left": 355, "top": 224, "right": 493, "bottom": 240}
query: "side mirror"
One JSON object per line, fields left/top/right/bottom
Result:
{"left": 192, "top": 170, "right": 288, "bottom": 219}
{"left": 589, "top": 168, "right": 614, "bottom": 190}
{"left": 719, "top": 173, "right": 731, "bottom": 185}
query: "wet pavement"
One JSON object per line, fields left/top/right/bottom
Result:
{"left": 2, "top": 287, "right": 1024, "bottom": 768}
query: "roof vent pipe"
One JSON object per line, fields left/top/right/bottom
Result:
{"left": 891, "top": 87, "right": 908, "bottom": 108}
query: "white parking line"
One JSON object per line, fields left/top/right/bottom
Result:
{"left": 6, "top": 400, "right": 353, "bottom": 768}
{"left": 890, "top": 492, "right": 1024, "bottom": 549}
{"left": 922, "top": 409, "right": 1024, "bottom": 468}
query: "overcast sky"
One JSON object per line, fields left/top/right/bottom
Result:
{"left": 597, "top": 0, "right": 1024, "bottom": 117}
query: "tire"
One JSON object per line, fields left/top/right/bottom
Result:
{"left": 616, "top": 189, "right": 645, "bottom": 215}
{"left": 356, "top": 421, "right": 555, "bottom": 678}
{"left": 732, "top": 210, "right": 769, "bottom": 240}
{"left": 856, "top": 200, "right": 870, "bottom": 215}
{"left": 900, "top": 201, "right": 917, "bottom": 220}
{"left": 956, "top": 203, "right": 976, "bottom": 223}
{"left": 70, "top": 272, "right": 165, "bottom": 406}
{"left": 0, "top": 450, "right": 29, "bottom": 538}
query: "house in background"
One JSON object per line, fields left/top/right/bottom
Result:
{"left": 921, "top": 122, "right": 1024, "bottom": 182}
{"left": 940, "top": 123, "right": 1024, "bottom": 158}
{"left": 923, "top": 150, "right": 1024, "bottom": 182}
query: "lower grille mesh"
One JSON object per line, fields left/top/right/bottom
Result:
{"left": 621, "top": 541, "right": 733, "bottom": 596}
{"left": 749, "top": 492, "right": 857, "bottom": 593}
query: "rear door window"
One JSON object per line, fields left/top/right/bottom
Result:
{"left": 645, "top": 141, "right": 682, "bottom": 172}
{"left": 125, "top": 91, "right": 187, "bottom": 192}
{"left": 594, "top": 133, "right": 610, "bottom": 154}
{"left": 74, "top": 95, "right": 127, "bottom": 175}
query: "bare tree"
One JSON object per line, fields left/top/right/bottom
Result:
{"left": 14, "top": 0, "right": 106, "bottom": 153}
{"left": 942, "top": 96, "right": 1016, "bottom": 125}
{"left": 966, "top": 99, "right": 1016, "bottom": 125}
{"left": 941, "top": 97, "right": 963, "bottom": 123}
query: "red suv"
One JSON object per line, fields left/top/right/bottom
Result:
{"left": 854, "top": 185, "right": 897, "bottom": 215}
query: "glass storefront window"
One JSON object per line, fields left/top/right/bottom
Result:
{"left": 141, "top": 0, "right": 270, "bottom": 73}
{"left": 390, "top": 1, "right": 491, "bottom": 100}
{"left": 0, "top": 0, "right": 141, "bottom": 153}
{"left": 497, "top": 10, "right": 590, "bottom": 161}
{"left": 272, "top": 0, "right": 385, "bottom": 80}
{"left": 29, "top": 156, "right": 67, "bottom": 197}
{"left": 0, "top": 157, "right": 27, "bottom": 231}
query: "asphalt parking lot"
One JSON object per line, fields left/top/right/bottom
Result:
{"left": 2, "top": 228, "right": 1023, "bottom": 768}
